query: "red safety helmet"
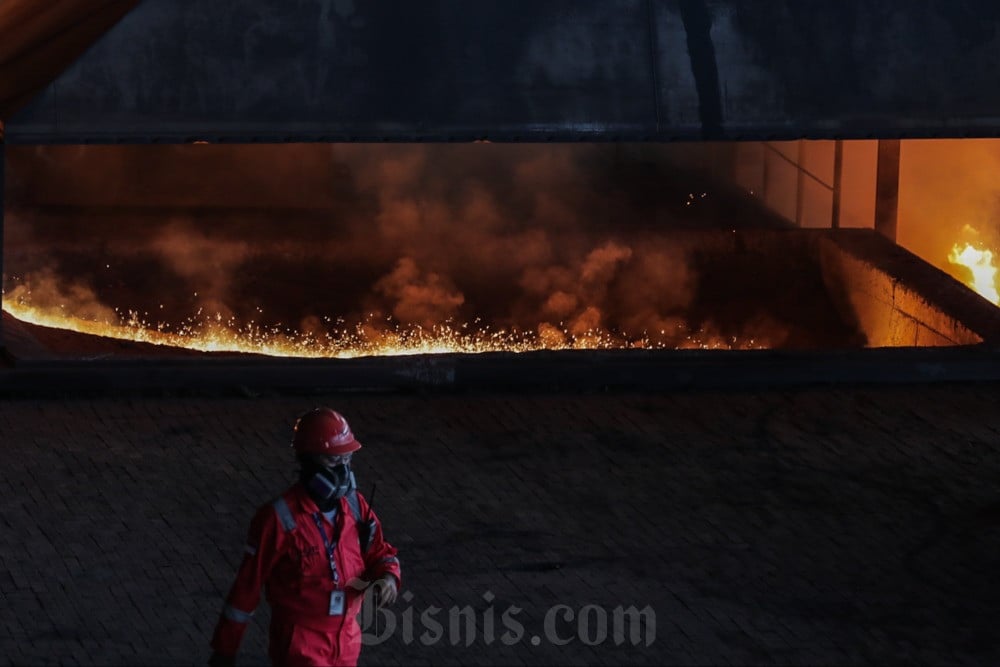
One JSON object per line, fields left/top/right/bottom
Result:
{"left": 291, "top": 408, "right": 362, "bottom": 456}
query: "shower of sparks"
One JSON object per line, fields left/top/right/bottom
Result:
{"left": 1, "top": 296, "right": 761, "bottom": 358}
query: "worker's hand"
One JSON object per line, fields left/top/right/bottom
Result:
{"left": 373, "top": 575, "right": 398, "bottom": 607}
{"left": 346, "top": 576, "right": 370, "bottom": 591}
{"left": 208, "top": 652, "right": 235, "bottom": 667}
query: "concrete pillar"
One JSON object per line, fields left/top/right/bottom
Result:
{"left": 795, "top": 140, "right": 805, "bottom": 226}
{"left": 0, "top": 123, "right": 5, "bottom": 352}
{"left": 875, "top": 139, "right": 900, "bottom": 241}
{"left": 831, "top": 140, "right": 843, "bottom": 228}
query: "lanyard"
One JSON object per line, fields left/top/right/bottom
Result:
{"left": 311, "top": 512, "right": 341, "bottom": 587}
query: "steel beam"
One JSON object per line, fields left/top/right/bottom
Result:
{"left": 831, "top": 140, "right": 843, "bottom": 229}
{"left": 0, "top": 125, "right": 5, "bottom": 351}
{"left": 875, "top": 139, "right": 900, "bottom": 241}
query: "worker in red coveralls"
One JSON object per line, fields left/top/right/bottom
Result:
{"left": 209, "top": 408, "right": 401, "bottom": 667}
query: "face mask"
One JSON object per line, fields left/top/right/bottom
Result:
{"left": 301, "top": 460, "right": 357, "bottom": 511}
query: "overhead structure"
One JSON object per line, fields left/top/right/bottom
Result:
{"left": 5, "top": 1, "right": 1000, "bottom": 143}
{"left": 0, "top": 0, "right": 138, "bottom": 124}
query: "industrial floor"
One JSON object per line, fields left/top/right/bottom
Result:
{"left": 0, "top": 384, "right": 998, "bottom": 665}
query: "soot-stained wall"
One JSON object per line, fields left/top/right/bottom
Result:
{"left": 8, "top": 1, "right": 1000, "bottom": 143}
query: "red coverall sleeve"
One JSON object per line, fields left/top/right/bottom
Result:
{"left": 210, "top": 504, "right": 286, "bottom": 658}
{"left": 358, "top": 494, "right": 402, "bottom": 587}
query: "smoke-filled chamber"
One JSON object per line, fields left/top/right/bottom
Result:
{"left": 2, "top": 141, "right": 998, "bottom": 360}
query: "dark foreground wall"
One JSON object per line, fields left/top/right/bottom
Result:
{"left": 1, "top": 389, "right": 999, "bottom": 664}
{"left": 7, "top": 1, "right": 1000, "bottom": 143}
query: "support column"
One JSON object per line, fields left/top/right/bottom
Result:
{"left": 0, "top": 122, "right": 5, "bottom": 353}
{"left": 831, "top": 140, "right": 843, "bottom": 228}
{"left": 875, "top": 139, "right": 900, "bottom": 241}
{"left": 795, "top": 140, "right": 805, "bottom": 226}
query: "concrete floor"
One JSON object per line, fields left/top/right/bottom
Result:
{"left": 0, "top": 384, "right": 998, "bottom": 665}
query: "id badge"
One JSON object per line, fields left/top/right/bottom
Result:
{"left": 329, "top": 590, "right": 345, "bottom": 616}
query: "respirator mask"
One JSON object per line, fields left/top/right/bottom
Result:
{"left": 300, "top": 455, "right": 357, "bottom": 512}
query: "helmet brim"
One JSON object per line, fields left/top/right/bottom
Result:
{"left": 333, "top": 440, "right": 361, "bottom": 454}
{"left": 329, "top": 438, "right": 362, "bottom": 455}
{"left": 292, "top": 437, "right": 363, "bottom": 456}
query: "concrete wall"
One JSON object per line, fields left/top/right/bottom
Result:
{"left": 9, "top": 1, "right": 1000, "bottom": 143}
{"left": 677, "top": 227, "right": 1000, "bottom": 349}
{"left": 818, "top": 230, "right": 1000, "bottom": 347}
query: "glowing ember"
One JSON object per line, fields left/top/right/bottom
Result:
{"left": 948, "top": 242, "right": 1000, "bottom": 305}
{"left": 1, "top": 295, "right": 762, "bottom": 358}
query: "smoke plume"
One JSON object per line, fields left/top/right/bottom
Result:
{"left": 3, "top": 143, "right": 808, "bottom": 351}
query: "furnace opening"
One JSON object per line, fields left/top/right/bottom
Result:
{"left": 2, "top": 141, "right": 998, "bottom": 360}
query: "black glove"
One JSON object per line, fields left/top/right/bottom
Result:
{"left": 373, "top": 575, "right": 398, "bottom": 607}
{"left": 209, "top": 652, "right": 235, "bottom": 667}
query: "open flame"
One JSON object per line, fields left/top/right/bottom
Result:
{"left": 1, "top": 294, "right": 760, "bottom": 358}
{"left": 948, "top": 242, "right": 1000, "bottom": 305}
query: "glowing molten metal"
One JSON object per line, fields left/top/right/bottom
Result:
{"left": 948, "top": 242, "right": 1000, "bottom": 305}
{"left": 1, "top": 298, "right": 757, "bottom": 358}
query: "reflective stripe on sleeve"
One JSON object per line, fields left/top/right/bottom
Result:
{"left": 380, "top": 556, "right": 399, "bottom": 565}
{"left": 272, "top": 497, "right": 296, "bottom": 531}
{"left": 222, "top": 603, "right": 254, "bottom": 624}
{"left": 244, "top": 544, "right": 257, "bottom": 556}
